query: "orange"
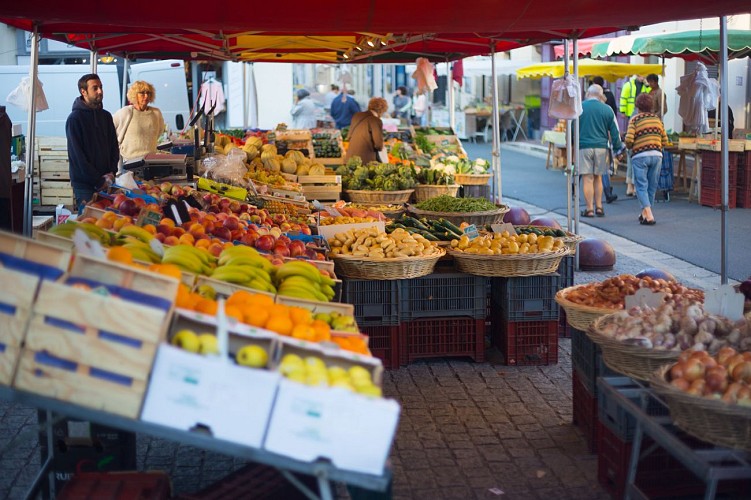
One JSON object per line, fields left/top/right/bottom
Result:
{"left": 175, "top": 284, "right": 196, "bottom": 308}
{"left": 159, "top": 218, "right": 176, "bottom": 228}
{"left": 265, "top": 315, "right": 294, "bottom": 336}
{"left": 107, "top": 246, "right": 133, "bottom": 265}
{"left": 291, "top": 324, "right": 316, "bottom": 342}
{"left": 95, "top": 217, "right": 113, "bottom": 229}
{"left": 195, "top": 239, "right": 211, "bottom": 249}
{"left": 195, "top": 298, "right": 218, "bottom": 315}
{"left": 247, "top": 293, "right": 275, "bottom": 309}
{"left": 289, "top": 307, "right": 312, "bottom": 326}
{"left": 227, "top": 290, "right": 257, "bottom": 307}
{"left": 310, "top": 319, "right": 331, "bottom": 342}
{"left": 142, "top": 224, "right": 157, "bottom": 235}
{"left": 243, "top": 308, "right": 270, "bottom": 328}
{"left": 178, "top": 233, "right": 195, "bottom": 245}
{"left": 223, "top": 305, "right": 244, "bottom": 322}
{"left": 149, "top": 263, "right": 182, "bottom": 280}
{"left": 267, "top": 304, "right": 291, "bottom": 318}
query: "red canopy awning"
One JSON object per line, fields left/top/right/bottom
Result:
{"left": 553, "top": 38, "right": 616, "bottom": 59}
{"left": 1, "top": 0, "right": 746, "bottom": 62}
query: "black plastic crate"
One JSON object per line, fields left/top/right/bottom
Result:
{"left": 597, "top": 378, "right": 670, "bottom": 442}
{"left": 556, "top": 255, "right": 575, "bottom": 290}
{"left": 402, "top": 316, "right": 485, "bottom": 364}
{"left": 491, "top": 274, "right": 560, "bottom": 322}
{"left": 571, "top": 328, "right": 598, "bottom": 394}
{"left": 360, "top": 324, "right": 402, "bottom": 369}
{"left": 399, "top": 273, "right": 487, "bottom": 320}
{"left": 558, "top": 310, "right": 571, "bottom": 338}
{"left": 341, "top": 279, "right": 399, "bottom": 326}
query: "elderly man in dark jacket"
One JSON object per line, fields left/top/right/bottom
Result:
{"left": 65, "top": 73, "right": 119, "bottom": 212}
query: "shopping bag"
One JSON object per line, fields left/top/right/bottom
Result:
{"left": 6, "top": 76, "right": 49, "bottom": 112}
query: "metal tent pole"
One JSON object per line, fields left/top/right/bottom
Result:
{"left": 572, "top": 38, "right": 580, "bottom": 236}
{"left": 242, "top": 63, "right": 248, "bottom": 129}
{"left": 719, "top": 17, "right": 729, "bottom": 285}
{"left": 490, "top": 45, "right": 502, "bottom": 203}
{"left": 90, "top": 51, "right": 98, "bottom": 73}
{"left": 22, "top": 27, "right": 40, "bottom": 237}
{"left": 563, "top": 40, "right": 572, "bottom": 231}
{"left": 448, "top": 61, "right": 455, "bottom": 133}
{"left": 121, "top": 56, "right": 129, "bottom": 107}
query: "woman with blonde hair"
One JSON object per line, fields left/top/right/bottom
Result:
{"left": 345, "top": 97, "right": 388, "bottom": 164}
{"left": 112, "top": 80, "right": 165, "bottom": 162}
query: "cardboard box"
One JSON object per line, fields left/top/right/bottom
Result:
{"left": 141, "top": 344, "right": 280, "bottom": 447}
{"left": 263, "top": 379, "right": 400, "bottom": 475}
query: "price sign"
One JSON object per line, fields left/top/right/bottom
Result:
{"left": 463, "top": 224, "right": 479, "bottom": 240}
{"left": 137, "top": 209, "right": 162, "bottom": 228}
{"left": 490, "top": 223, "right": 516, "bottom": 235}
{"left": 704, "top": 284, "right": 745, "bottom": 321}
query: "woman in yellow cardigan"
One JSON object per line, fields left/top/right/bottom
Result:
{"left": 625, "top": 94, "right": 669, "bottom": 225}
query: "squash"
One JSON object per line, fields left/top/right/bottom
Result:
{"left": 281, "top": 157, "right": 297, "bottom": 174}
{"left": 296, "top": 163, "right": 310, "bottom": 176}
{"left": 285, "top": 149, "right": 306, "bottom": 165}
{"left": 242, "top": 142, "right": 259, "bottom": 160}
{"left": 309, "top": 163, "right": 326, "bottom": 176}
{"left": 245, "top": 136, "right": 264, "bottom": 150}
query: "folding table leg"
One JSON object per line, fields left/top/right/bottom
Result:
{"left": 625, "top": 422, "right": 644, "bottom": 500}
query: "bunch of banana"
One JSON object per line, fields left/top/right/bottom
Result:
{"left": 313, "top": 312, "right": 358, "bottom": 333}
{"left": 275, "top": 261, "right": 336, "bottom": 302}
{"left": 121, "top": 239, "right": 162, "bottom": 263}
{"left": 211, "top": 246, "right": 277, "bottom": 293}
{"left": 162, "top": 245, "right": 216, "bottom": 275}
{"left": 47, "top": 221, "right": 112, "bottom": 245}
{"left": 115, "top": 225, "right": 154, "bottom": 245}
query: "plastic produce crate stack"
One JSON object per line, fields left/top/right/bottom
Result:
{"left": 555, "top": 256, "right": 574, "bottom": 337}
{"left": 360, "top": 325, "right": 402, "bottom": 369}
{"left": 737, "top": 151, "right": 751, "bottom": 208}
{"left": 572, "top": 370, "right": 598, "bottom": 453}
{"left": 401, "top": 317, "right": 486, "bottom": 364}
{"left": 341, "top": 279, "right": 400, "bottom": 327}
{"left": 570, "top": 328, "right": 616, "bottom": 395}
{"left": 489, "top": 274, "right": 560, "bottom": 365}
{"left": 700, "top": 151, "right": 738, "bottom": 208}
{"left": 57, "top": 471, "right": 170, "bottom": 500}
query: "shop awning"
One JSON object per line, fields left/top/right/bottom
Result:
{"left": 553, "top": 38, "right": 616, "bottom": 59}
{"left": 1, "top": 1, "right": 747, "bottom": 63}
{"left": 515, "top": 59, "right": 664, "bottom": 81}
{"left": 589, "top": 29, "right": 751, "bottom": 62}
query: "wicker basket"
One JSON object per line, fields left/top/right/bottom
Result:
{"left": 587, "top": 316, "right": 680, "bottom": 381}
{"left": 455, "top": 174, "right": 492, "bottom": 185}
{"left": 407, "top": 205, "right": 509, "bottom": 227}
{"left": 344, "top": 190, "right": 414, "bottom": 204}
{"left": 555, "top": 285, "right": 620, "bottom": 331}
{"left": 413, "top": 184, "right": 460, "bottom": 202}
{"left": 448, "top": 247, "right": 569, "bottom": 277}
{"left": 332, "top": 247, "right": 445, "bottom": 280}
{"left": 652, "top": 365, "right": 751, "bottom": 451}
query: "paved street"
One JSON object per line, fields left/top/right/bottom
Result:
{"left": 0, "top": 144, "right": 742, "bottom": 499}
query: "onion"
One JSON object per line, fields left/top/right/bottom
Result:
{"left": 683, "top": 358, "right": 706, "bottom": 382}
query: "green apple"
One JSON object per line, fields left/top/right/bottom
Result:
{"left": 198, "top": 333, "right": 219, "bottom": 355}
{"left": 235, "top": 345, "right": 268, "bottom": 368}
{"left": 305, "top": 356, "right": 327, "bottom": 371}
{"left": 171, "top": 329, "right": 200, "bottom": 353}
{"left": 280, "top": 354, "right": 305, "bottom": 376}
{"left": 327, "top": 366, "right": 348, "bottom": 383}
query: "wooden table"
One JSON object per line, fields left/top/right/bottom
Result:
{"left": 541, "top": 130, "right": 566, "bottom": 170}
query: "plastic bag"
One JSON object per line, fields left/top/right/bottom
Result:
{"left": 204, "top": 153, "right": 248, "bottom": 186}
{"left": 549, "top": 75, "right": 582, "bottom": 120}
{"left": 115, "top": 171, "right": 139, "bottom": 190}
{"left": 6, "top": 76, "right": 49, "bottom": 112}
{"left": 412, "top": 58, "right": 438, "bottom": 94}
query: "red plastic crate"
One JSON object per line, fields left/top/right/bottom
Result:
{"left": 700, "top": 151, "right": 739, "bottom": 170}
{"left": 700, "top": 186, "right": 737, "bottom": 208}
{"left": 700, "top": 167, "right": 737, "bottom": 189}
{"left": 402, "top": 316, "right": 485, "bottom": 364}
{"left": 499, "top": 319, "right": 558, "bottom": 366}
{"left": 360, "top": 324, "right": 402, "bottom": 369}
{"left": 179, "top": 463, "right": 318, "bottom": 500}
{"left": 737, "top": 187, "right": 751, "bottom": 209}
{"left": 596, "top": 422, "right": 748, "bottom": 500}
{"left": 737, "top": 151, "right": 751, "bottom": 190}
{"left": 57, "top": 471, "right": 171, "bottom": 500}
{"left": 572, "top": 370, "right": 598, "bottom": 453}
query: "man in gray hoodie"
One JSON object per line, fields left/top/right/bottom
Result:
{"left": 65, "top": 74, "right": 119, "bottom": 212}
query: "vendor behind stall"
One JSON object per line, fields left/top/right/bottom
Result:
{"left": 113, "top": 81, "right": 165, "bottom": 162}
{"left": 65, "top": 73, "right": 119, "bottom": 211}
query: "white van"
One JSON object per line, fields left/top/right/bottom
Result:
{"left": 0, "top": 64, "right": 120, "bottom": 137}
{"left": 129, "top": 60, "right": 190, "bottom": 132}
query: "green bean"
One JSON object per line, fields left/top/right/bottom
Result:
{"left": 415, "top": 195, "right": 497, "bottom": 213}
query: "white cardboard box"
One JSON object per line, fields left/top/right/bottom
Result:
{"left": 141, "top": 344, "right": 280, "bottom": 448}
{"left": 263, "top": 379, "right": 400, "bottom": 475}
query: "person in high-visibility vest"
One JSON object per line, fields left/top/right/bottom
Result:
{"left": 620, "top": 75, "right": 651, "bottom": 196}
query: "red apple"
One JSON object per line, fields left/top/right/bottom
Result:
{"left": 212, "top": 227, "right": 232, "bottom": 241}
{"left": 255, "top": 234, "right": 276, "bottom": 252}
{"left": 273, "top": 244, "right": 290, "bottom": 257}
{"left": 239, "top": 213, "right": 251, "bottom": 221}
{"left": 239, "top": 203, "right": 249, "bottom": 213}
{"left": 289, "top": 240, "right": 306, "bottom": 257}
{"left": 240, "top": 232, "right": 258, "bottom": 246}
{"left": 160, "top": 181, "right": 173, "bottom": 193}
{"left": 171, "top": 186, "right": 185, "bottom": 197}
{"left": 230, "top": 229, "right": 244, "bottom": 241}
{"left": 229, "top": 200, "right": 241, "bottom": 213}
{"left": 156, "top": 224, "right": 173, "bottom": 236}
{"left": 278, "top": 235, "right": 292, "bottom": 246}
{"left": 118, "top": 199, "right": 139, "bottom": 216}
{"left": 224, "top": 217, "right": 240, "bottom": 231}
{"left": 155, "top": 233, "right": 166, "bottom": 243}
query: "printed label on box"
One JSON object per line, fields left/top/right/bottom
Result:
{"left": 463, "top": 224, "right": 479, "bottom": 240}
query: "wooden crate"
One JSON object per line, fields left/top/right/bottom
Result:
{"left": 14, "top": 279, "right": 170, "bottom": 418}
{"left": 70, "top": 254, "right": 179, "bottom": 301}
{"left": 42, "top": 194, "right": 75, "bottom": 207}
{"left": 298, "top": 175, "right": 342, "bottom": 202}
{"left": 35, "top": 230, "right": 76, "bottom": 251}
{"left": 39, "top": 159, "right": 69, "bottom": 181}
{"left": 697, "top": 139, "right": 745, "bottom": 152}
{"left": 0, "top": 267, "right": 41, "bottom": 386}
{"left": 678, "top": 137, "right": 698, "bottom": 150}
{"left": 0, "top": 231, "right": 72, "bottom": 271}
{"left": 41, "top": 179, "right": 73, "bottom": 196}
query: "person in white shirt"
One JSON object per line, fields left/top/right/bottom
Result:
{"left": 112, "top": 81, "right": 165, "bottom": 162}
{"left": 290, "top": 89, "right": 318, "bottom": 129}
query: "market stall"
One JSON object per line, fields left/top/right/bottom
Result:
{"left": 1, "top": 2, "right": 750, "bottom": 498}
